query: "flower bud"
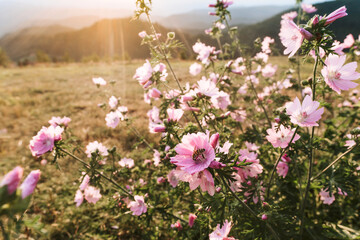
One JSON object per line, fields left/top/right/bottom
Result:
{"left": 324, "top": 6, "right": 347, "bottom": 25}
{"left": 262, "top": 214, "right": 268, "bottom": 220}
{"left": 20, "top": 170, "right": 41, "bottom": 199}
{"left": 188, "top": 214, "right": 197, "bottom": 228}
{"left": 210, "top": 133, "right": 219, "bottom": 149}
{"left": 167, "top": 32, "right": 175, "bottom": 39}
{"left": 312, "top": 16, "right": 319, "bottom": 26}
{"left": 300, "top": 28, "right": 314, "bottom": 40}
{"left": 0, "top": 166, "right": 23, "bottom": 195}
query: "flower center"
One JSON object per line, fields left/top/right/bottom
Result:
{"left": 295, "top": 111, "right": 308, "bottom": 123}
{"left": 192, "top": 148, "right": 206, "bottom": 163}
{"left": 328, "top": 70, "right": 341, "bottom": 80}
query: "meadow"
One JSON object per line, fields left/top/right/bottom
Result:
{"left": 0, "top": 57, "right": 316, "bottom": 239}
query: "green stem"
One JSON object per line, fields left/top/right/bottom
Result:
{"left": 266, "top": 127, "right": 299, "bottom": 199}
{"left": 311, "top": 144, "right": 358, "bottom": 181}
{"left": 299, "top": 52, "right": 319, "bottom": 239}
{"left": 145, "top": 13, "right": 204, "bottom": 132}
{"left": 220, "top": 176, "right": 280, "bottom": 240}
{"left": 59, "top": 148, "right": 133, "bottom": 198}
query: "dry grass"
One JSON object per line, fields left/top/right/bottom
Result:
{"left": 0, "top": 57, "right": 315, "bottom": 238}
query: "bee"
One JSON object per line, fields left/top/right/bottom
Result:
{"left": 192, "top": 148, "right": 206, "bottom": 162}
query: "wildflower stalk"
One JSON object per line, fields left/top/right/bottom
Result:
{"left": 246, "top": 67, "right": 272, "bottom": 128}
{"left": 145, "top": 13, "right": 204, "bottom": 132}
{"left": 311, "top": 144, "right": 358, "bottom": 181}
{"left": 299, "top": 51, "right": 319, "bottom": 238}
{"left": 220, "top": 175, "right": 280, "bottom": 240}
{"left": 296, "top": 4, "right": 303, "bottom": 100}
{"left": 266, "top": 126, "right": 299, "bottom": 199}
{"left": 58, "top": 148, "right": 134, "bottom": 198}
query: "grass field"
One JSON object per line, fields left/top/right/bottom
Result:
{"left": 0, "top": 57, "right": 315, "bottom": 239}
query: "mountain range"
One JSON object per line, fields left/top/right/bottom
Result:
{"left": 1, "top": 0, "right": 359, "bottom": 62}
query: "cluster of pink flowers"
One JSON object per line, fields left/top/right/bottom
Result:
{"left": 29, "top": 125, "right": 64, "bottom": 157}
{"left": 74, "top": 175, "right": 102, "bottom": 207}
{"left": 319, "top": 187, "right": 347, "bottom": 205}
{"left": 48, "top": 116, "right": 71, "bottom": 127}
{"left": 1, "top": 166, "right": 41, "bottom": 199}
{"left": 279, "top": 6, "right": 348, "bottom": 58}
{"left": 133, "top": 60, "right": 167, "bottom": 89}
{"left": 119, "top": 157, "right": 135, "bottom": 168}
{"left": 192, "top": 42, "right": 220, "bottom": 66}
{"left": 105, "top": 106, "right": 128, "bottom": 128}
{"left": 166, "top": 132, "right": 228, "bottom": 195}
{"left": 85, "top": 141, "right": 109, "bottom": 158}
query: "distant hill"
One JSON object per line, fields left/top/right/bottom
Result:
{"left": 0, "top": 1, "right": 132, "bottom": 37}
{"left": 30, "top": 16, "right": 102, "bottom": 30}
{"left": 0, "top": 18, "right": 193, "bottom": 62}
{"left": 238, "top": 0, "right": 360, "bottom": 47}
{"left": 155, "top": 5, "right": 291, "bottom": 32}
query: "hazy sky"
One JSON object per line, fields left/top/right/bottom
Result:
{"left": 5, "top": 0, "right": 331, "bottom": 16}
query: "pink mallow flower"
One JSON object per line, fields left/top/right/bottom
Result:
{"left": 128, "top": 195, "right": 147, "bottom": 216}
{"left": 266, "top": 125, "right": 300, "bottom": 148}
{"left": 48, "top": 116, "right": 71, "bottom": 127}
{"left": 276, "top": 161, "right": 289, "bottom": 178}
{"left": 236, "top": 151, "right": 263, "bottom": 179}
{"left": 170, "top": 132, "right": 216, "bottom": 174}
{"left": 171, "top": 220, "right": 182, "bottom": 230}
{"left": 108, "top": 96, "right": 118, "bottom": 109}
{"left": 211, "top": 91, "right": 231, "bottom": 110}
{"left": 84, "top": 186, "right": 102, "bottom": 204}
{"left": 118, "top": 158, "right": 135, "bottom": 168}
{"left": 0, "top": 166, "right": 24, "bottom": 195}
{"left": 167, "top": 108, "right": 184, "bottom": 122}
{"left": 324, "top": 6, "right": 347, "bottom": 25}
{"left": 301, "top": 3, "right": 317, "bottom": 14}
{"left": 189, "top": 213, "right": 197, "bottom": 228}
{"left": 74, "top": 189, "right": 84, "bottom": 207}
{"left": 342, "top": 34, "right": 355, "bottom": 49}
{"left": 209, "top": 220, "right": 235, "bottom": 240}
{"left": 188, "top": 170, "right": 215, "bottom": 196}
{"left": 319, "top": 188, "right": 335, "bottom": 205}
{"left": 79, "top": 175, "right": 90, "bottom": 191}
{"left": 92, "top": 77, "right": 106, "bottom": 86}
{"left": 262, "top": 64, "right": 278, "bottom": 78}
{"left": 197, "top": 78, "right": 220, "bottom": 97}
{"left": 85, "top": 141, "right": 108, "bottom": 158}
{"left": 167, "top": 169, "right": 181, "bottom": 188}
{"left": 279, "top": 20, "right": 304, "bottom": 58}
{"left": 321, "top": 54, "right": 360, "bottom": 94}
{"left": 20, "top": 170, "right": 41, "bottom": 199}
{"left": 286, "top": 95, "right": 324, "bottom": 127}
{"left": 29, "top": 126, "right": 63, "bottom": 157}
{"left": 189, "top": 62, "right": 202, "bottom": 76}
{"left": 148, "top": 88, "right": 162, "bottom": 99}
{"left": 133, "top": 60, "right": 153, "bottom": 88}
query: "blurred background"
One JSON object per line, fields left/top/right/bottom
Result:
{"left": 1, "top": 0, "right": 358, "bottom": 66}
